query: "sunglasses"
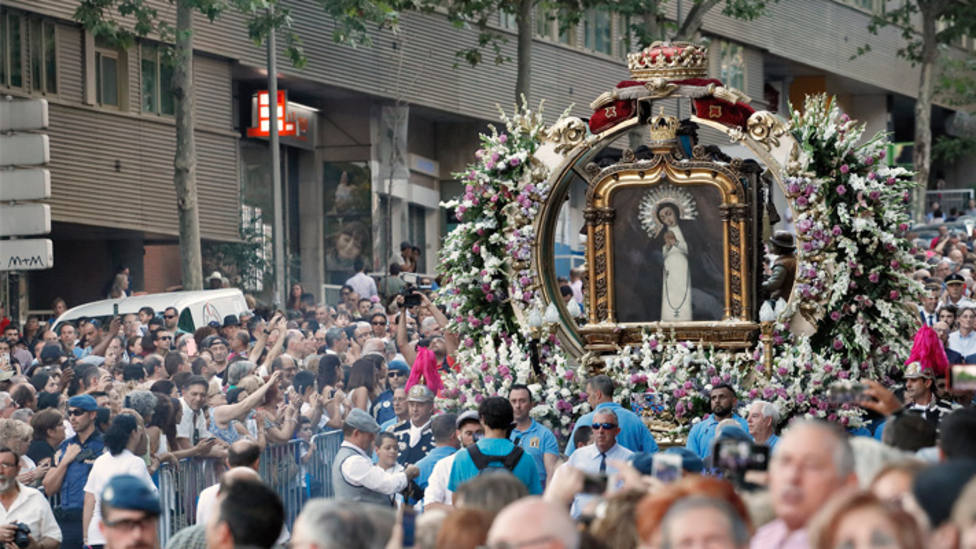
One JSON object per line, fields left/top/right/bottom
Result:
{"left": 157, "top": 336, "right": 172, "bottom": 341}
{"left": 388, "top": 371, "right": 405, "bottom": 378}
{"left": 372, "top": 321, "right": 387, "bottom": 326}
{"left": 68, "top": 409, "right": 89, "bottom": 417}
{"left": 163, "top": 315, "right": 176, "bottom": 319}
{"left": 591, "top": 423, "right": 617, "bottom": 431}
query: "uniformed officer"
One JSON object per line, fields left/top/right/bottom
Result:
{"left": 373, "top": 360, "right": 409, "bottom": 425}
{"left": 98, "top": 474, "right": 160, "bottom": 549}
{"left": 43, "top": 395, "right": 105, "bottom": 549}
{"left": 332, "top": 409, "right": 419, "bottom": 505}
{"left": 391, "top": 385, "right": 435, "bottom": 466}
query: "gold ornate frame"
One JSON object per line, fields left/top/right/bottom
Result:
{"left": 528, "top": 99, "right": 810, "bottom": 361}
{"left": 580, "top": 135, "right": 757, "bottom": 351}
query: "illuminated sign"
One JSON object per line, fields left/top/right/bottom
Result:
{"left": 247, "top": 90, "right": 317, "bottom": 150}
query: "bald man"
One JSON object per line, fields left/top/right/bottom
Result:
{"left": 196, "top": 440, "right": 262, "bottom": 525}
{"left": 486, "top": 497, "right": 580, "bottom": 549}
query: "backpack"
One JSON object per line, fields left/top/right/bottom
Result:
{"left": 467, "top": 443, "right": 524, "bottom": 474}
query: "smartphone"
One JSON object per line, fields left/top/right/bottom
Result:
{"left": 827, "top": 381, "right": 867, "bottom": 405}
{"left": 714, "top": 439, "right": 770, "bottom": 478}
{"left": 651, "top": 453, "right": 683, "bottom": 483}
{"left": 113, "top": 303, "right": 119, "bottom": 316}
{"left": 581, "top": 472, "right": 608, "bottom": 495}
{"left": 401, "top": 506, "right": 416, "bottom": 548}
{"left": 950, "top": 364, "right": 976, "bottom": 392}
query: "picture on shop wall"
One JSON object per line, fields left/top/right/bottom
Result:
{"left": 324, "top": 162, "right": 372, "bottom": 285}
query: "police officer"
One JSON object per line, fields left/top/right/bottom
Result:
{"left": 98, "top": 474, "right": 160, "bottom": 549}
{"left": 332, "top": 409, "right": 419, "bottom": 506}
{"left": 391, "top": 385, "right": 435, "bottom": 466}
{"left": 42, "top": 395, "right": 104, "bottom": 549}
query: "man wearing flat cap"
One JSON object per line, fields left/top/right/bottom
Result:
{"left": 392, "top": 385, "right": 435, "bottom": 466}
{"left": 332, "top": 409, "right": 420, "bottom": 506}
{"left": 98, "top": 474, "right": 159, "bottom": 549}
{"left": 762, "top": 231, "right": 796, "bottom": 302}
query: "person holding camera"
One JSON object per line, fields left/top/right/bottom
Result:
{"left": 0, "top": 446, "right": 61, "bottom": 549}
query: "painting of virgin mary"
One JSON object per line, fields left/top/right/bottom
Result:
{"left": 611, "top": 182, "right": 725, "bottom": 323}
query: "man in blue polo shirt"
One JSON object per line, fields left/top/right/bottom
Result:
{"left": 686, "top": 383, "right": 749, "bottom": 459}
{"left": 448, "top": 397, "right": 541, "bottom": 495}
{"left": 508, "top": 384, "right": 559, "bottom": 486}
{"left": 42, "top": 394, "right": 105, "bottom": 549}
{"left": 413, "top": 413, "right": 459, "bottom": 492}
{"left": 567, "top": 375, "right": 658, "bottom": 456}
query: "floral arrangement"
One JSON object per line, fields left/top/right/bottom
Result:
{"left": 433, "top": 94, "right": 920, "bottom": 440}
{"left": 779, "top": 94, "right": 923, "bottom": 373}
{"left": 435, "top": 102, "right": 586, "bottom": 439}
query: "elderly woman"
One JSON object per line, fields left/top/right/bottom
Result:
{"left": 0, "top": 418, "right": 47, "bottom": 486}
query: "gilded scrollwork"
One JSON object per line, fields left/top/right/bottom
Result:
{"left": 546, "top": 117, "right": 589, "bottom": 154}
{"left": 746, "top": 111, "right": 791, "bottom": 152}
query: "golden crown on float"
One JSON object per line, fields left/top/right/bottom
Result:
{"left": 627, "top": 41, "right": 709, "bottom": 81}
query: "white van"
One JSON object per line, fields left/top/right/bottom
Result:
{"left": 53, "top": 289, "right": 249, "bottom": 333}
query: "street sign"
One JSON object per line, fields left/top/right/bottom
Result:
{"left": 0, "top": 169, "right": 51, "bottom": 201}
{"left": 0, "top": 134, "right": 50, "bottom": 166}
{"left": 0, "top": 204, "right": 51, "bottom": 236}
{"left": 0, "top": 239, "right": 53, "bottom": 271}
{"left": 0, "top": 98, "right": 48, "bottom": 131}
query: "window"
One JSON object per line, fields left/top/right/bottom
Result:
{"left": 29, "top": 19, "right": 56, "bottom": 94}
{"left": 0, "top": 10, "right": 24, "bottom": 89}
{"left": 95, "top": 40, "right": 121, "bottom": 107}
{"left": 583, "top": 10, "right": 612, "bottom": 56}
{"left": 718, "top": 41, "right": 745, "bottom": 92}
{"left": 617, "top": 14, "right": 633, "bottom": 59}
{"left": 499, "top": 10, "right": 517, "bottom": 31}
{"left": 535, "top": 6, "right": 554, "bottom": 39}
{"left": 141, "top": 43, "right": 174, "bottom": 115}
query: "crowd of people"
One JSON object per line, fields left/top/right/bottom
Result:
{"left": 0, "top": 234, "right": 973, "bottom": 549}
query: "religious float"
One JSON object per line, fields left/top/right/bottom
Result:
{"left": 435, "top": 42, "right": 922, "bottom": 442}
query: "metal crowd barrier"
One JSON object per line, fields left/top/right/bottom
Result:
{"left": 46, "top": 430, "right": 345, "bottom": 547}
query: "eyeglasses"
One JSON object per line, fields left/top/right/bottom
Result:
{"left": 591, "top": 423, "right": 617, "bottom": 431}
{"left": 0, "top": 462, "right": 17, "bottom": 470}
{"left": 103, "top": 514, "right": 156, "bottom": 531}
{"left": 68, "top": 409, "right": 89, "bottom": 417}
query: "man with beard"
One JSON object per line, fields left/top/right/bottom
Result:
{"left": 42, "top": 395, "right": 104, "bottom": 549}
{"left": 686, "top": 384, "right": 749, "bottom": 459}
{"left": 0, "top": 446, "right": 61, "bottom": 549}
{"left": 203, "top": 337, "right": 230, "bottom": 381}
{"left": 97, "top": 474, "right": 159, "bottom": 549}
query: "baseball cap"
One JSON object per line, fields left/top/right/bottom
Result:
{"left": 67, "top": 394, "right": 98, "bottom": 411}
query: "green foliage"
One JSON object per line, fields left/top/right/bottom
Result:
{"left": 856, "top": 0, "right": 976, "bottom": 64}
{"left": 933, "top": 135, "right": 976, "bottom": 164}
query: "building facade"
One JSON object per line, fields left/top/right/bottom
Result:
{"left": 1, "top": 0, "right": 970, "bottom": 316}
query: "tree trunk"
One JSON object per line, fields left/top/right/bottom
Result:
{"left": 641, "top": 9, "right": 661, "bottom": 47}
{"left": 673, "top": 0, "right": 720, "bottom": 41}
{"left": 913, "top": 3, "right": 939, "bottom": 223}
{"left": 515, "top": 0, "right": 533, "bottom": 105}
{"left": 173, "top": 0, "right": 203, "bottom": 290}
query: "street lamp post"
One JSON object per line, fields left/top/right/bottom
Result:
{"left": 267, "top": 18, "right": 285, "bottom": 308}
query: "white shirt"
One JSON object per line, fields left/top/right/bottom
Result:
{"left": 948, "top": 330, "right": 976, "bottom": 358}
{"left": 84, "top": 449, "right": 156, "bottom": 546}
{"left": 0, "top": 483, "right": 61, "bottom": 542}
{"left": 176, "top": 398, "right": 212, "bottom": 443}
{"left": 339, "top": 441, "right": 408, "bottom": 495}
{"left": 565, "top": 443, "right": 632, "bottom": 518}
{"left": 345, "top": 272, "right": 378, "bottom": 299}
{"left": 424, "top": 452, "right": 455, "bottom": 507}
{"left": 408, "top": 419, "right": 431, "bottom": 448}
